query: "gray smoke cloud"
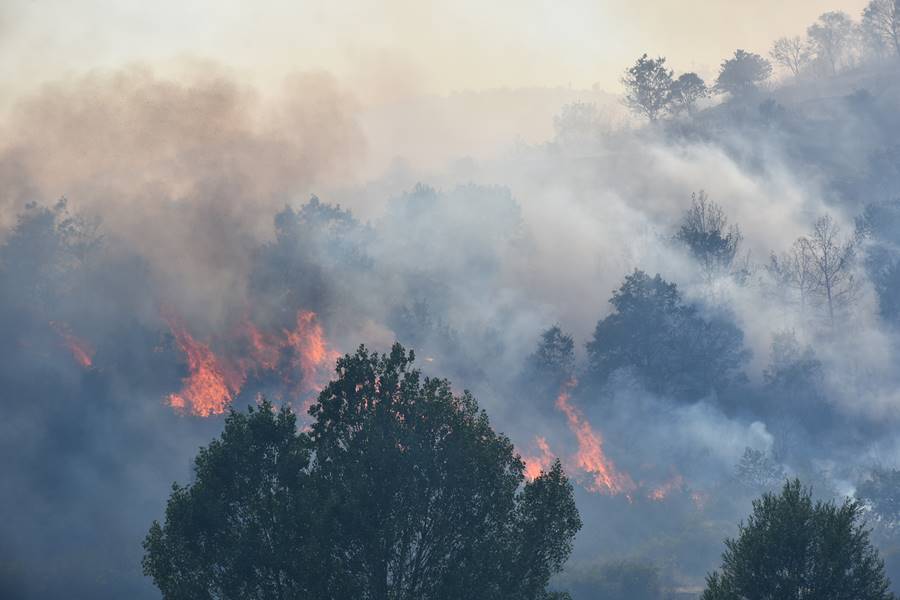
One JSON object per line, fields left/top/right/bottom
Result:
{"left": 2, "top": 45, "right": 900, "bottom": 599}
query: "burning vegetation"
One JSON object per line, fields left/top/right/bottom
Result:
{"left": 166, "top": 310, "right": 339, "bottom": 417}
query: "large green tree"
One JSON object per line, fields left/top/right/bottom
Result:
{"left": 702, "top": 480, "right": 894, "bottom": 600}
{"left": 586, "top": 270, "right": 749, "bottom": 400}
{"left": 143, "top": 344, "right": 581, "bottom": 600}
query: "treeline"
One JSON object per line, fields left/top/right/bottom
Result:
{"left": 620, "top": 1, "right": 900, "bottom": 122}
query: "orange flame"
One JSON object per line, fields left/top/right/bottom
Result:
{"left": 523, "top": 436, "right": 555, "bottom": 481}
{"left": 50, "top": 321, "right": 94, "bottom": 368}
{"left": 284, "top": 310, "right": 341, "bottom": 399}
{"left": 555, "top": 379, "right": 635, "bottom": 495}
{"left": 166, "top": 318, "right": 240, "bottom": 417}
{"left": 648, "top": 474, "right": 685, "bottom": 501}
{"left": 165, "top": 310, "right": 339, "bottom": 417}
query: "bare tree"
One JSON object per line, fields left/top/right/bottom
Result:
{"left": 768, "top": 240, "right": 819, "bottom": 317}
{"left": 862, "top": 0, "right": 900, "bottom": 58}
{"left": 770, "top": 36, "right": 811, "bottom": 76}
{"left": 768, "top": 215, "right": 858, "bottom": 328}
{"left": 807, "top": 12, "right": 856, "bottom": 75}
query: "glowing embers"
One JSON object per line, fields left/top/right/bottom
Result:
{"left": 50, "top": 321, "right": 94, "bottom": 368}
{"left": 166, "top": 310, "right": 339, "bottom": 417}
{"left": 648, "top": 474, "right": 685, "bottom": 501}
{"left": 555, "top": 379, "right": 636, "bottom": 496}
{"left": 523, "top": 436, "right": 556, "bottom": 481}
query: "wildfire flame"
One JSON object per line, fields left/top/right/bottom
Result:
{"left": 166, "top": 317, "right": 241, "bottom": 417}
{"left": 50, "top": 321, "right": 94, "bottom": 368}
{"left": 523, "top": 436, "right": 555, "bottom": 481}
{"left": 555, "top": 379, "right": 635, "bottom": 496}
{"left": 648, "top": 474, "right": 685, "bottom": 501}
{"left": 166, "top": 310, "right": 339, "bottom": 417}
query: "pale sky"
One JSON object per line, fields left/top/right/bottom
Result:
{"left": 0, "top": 0, "right": 868, "bottom": 103}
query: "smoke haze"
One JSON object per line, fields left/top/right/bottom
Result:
{"left": 4, "top": 1, "right": 900, "bottom": 598}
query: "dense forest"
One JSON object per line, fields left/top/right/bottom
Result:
{"left": 4, "top": 1, "right": 900, "bottom": 599}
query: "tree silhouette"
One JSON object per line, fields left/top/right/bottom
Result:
{"left": 144, "top": 344, "right": 581, "bottom": 600}
{"left": 702, "top": 480, "right": 894, "bottom": 600}
{"left": 715, "top": 50, "right": 772, "bottom": 96}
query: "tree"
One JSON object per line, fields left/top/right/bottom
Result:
{"left": 144, "top": 344, "right": 582, "bottom": 600}
{"left": 669, "top": 72, "right": 709, "bottom": 115}
{"left": 621, "top": 54, "right": 675, "bottom": 121}
{"left": 586, "top": 270, "right": 749, "bottom": 400}
{"left": 734, "top": 447, "right": 786, "bottom": 493}
{"left": 768, "top": 215, "right": 858, "bottom": 328}
{"left": 862, "top": 0, "right": 900, "bottom": 59}
{"left": 770, "top": 36, "right": 811, "bottom": 76}
{"left": 702, "top": 480, "right": 894, "bottom": 600}
{"left": 807, "top": 11, "right": 857, "bottom": 75}
{"left": 522, "top": 325, "right": 576, "bottom": 396}
{"left": 858, "top": 200, "right": 900, "bottom": 325}
{"left": 715, "top": 50, "right": 772, "bottom": 96}
{"left": 763, "top": 330, "right": 822, "bottom": 390}
{"left": 803, "top": 216, "right": 859, "bottom": 328}
{"left": 675, "top": 191, "right": 743, "bottom": 284}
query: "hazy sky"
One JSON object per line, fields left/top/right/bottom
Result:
{"left": 1, "top": 0, "right": 868, "bottom": 103}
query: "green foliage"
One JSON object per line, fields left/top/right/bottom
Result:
{"left": 670, "top": 72, "right": 708, "bottom": 115}
{"left": 702, "top": 480, "right": 894, "bottom": 600}
{"left": 144, "top": 343, "right": 581, "bottom": 600}
{"left": 621, "top": 54, "right": 675, "bottom": 121}
{"left": 675, "top": 191, "right": 743, "bottom": 282}
{"left": 586, "top": 270, "right": 749, "bottom": 400}
{"left": 522, "top": 325, "right": 576, "bottom": 397}
{"left": 715, "top": 50, "right": 772, "bottom": 96}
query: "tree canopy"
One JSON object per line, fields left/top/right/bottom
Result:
{"left": 715, "top": 50, "right": 772, "bottom": 96}
{"left": 621, "top": 54, "right": 675, "bottom": 121}
{"left": 143, "top": 343, "right": 581, "bottom": 600}
{"left": 586, "top": 270, "right": 749, "bottom": 400}
{"left": 702, "top": 480, "right": 894, "bottom": 600}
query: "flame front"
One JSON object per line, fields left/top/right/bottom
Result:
{"left": 166, "top": 318, "right": 240, "bottom": 417}
{"left": 166, "top": 310, "right": 339, "bottom": 417}
{"left": 523, "top": 436, "right": 555, "bottom": 481}
{"left": 555, "top": 379, "right": 635, "bottom": 495}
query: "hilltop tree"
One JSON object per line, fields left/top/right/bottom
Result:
{"left": 621, "top": 54, "right": 675, "bottom": 121}
{"left": 862, "top": 0, "right": 900, "bottom": 58}
{"left": 715, "top": 50, "right": 772, "bottom": 96}
{"left": 702, "top": 480, "right": 894, "bottom": 600}
{"left": 144, "top": 344, "right": 581, "bottom": 600}
{"left": 669, "top": 72, "right": 709, "bottom": 115}
{"left": 770, "top": 36, "right": 812, "bottom": 76}
{"left": 586, "top": 270, "right": 749, "bottom": 400}
{"left": 807, "top": 11, "right": 857, "bottom": 75}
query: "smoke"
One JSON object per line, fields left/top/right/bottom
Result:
{"left": 3, "top": 52, "right": 900, "bottom": 598}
